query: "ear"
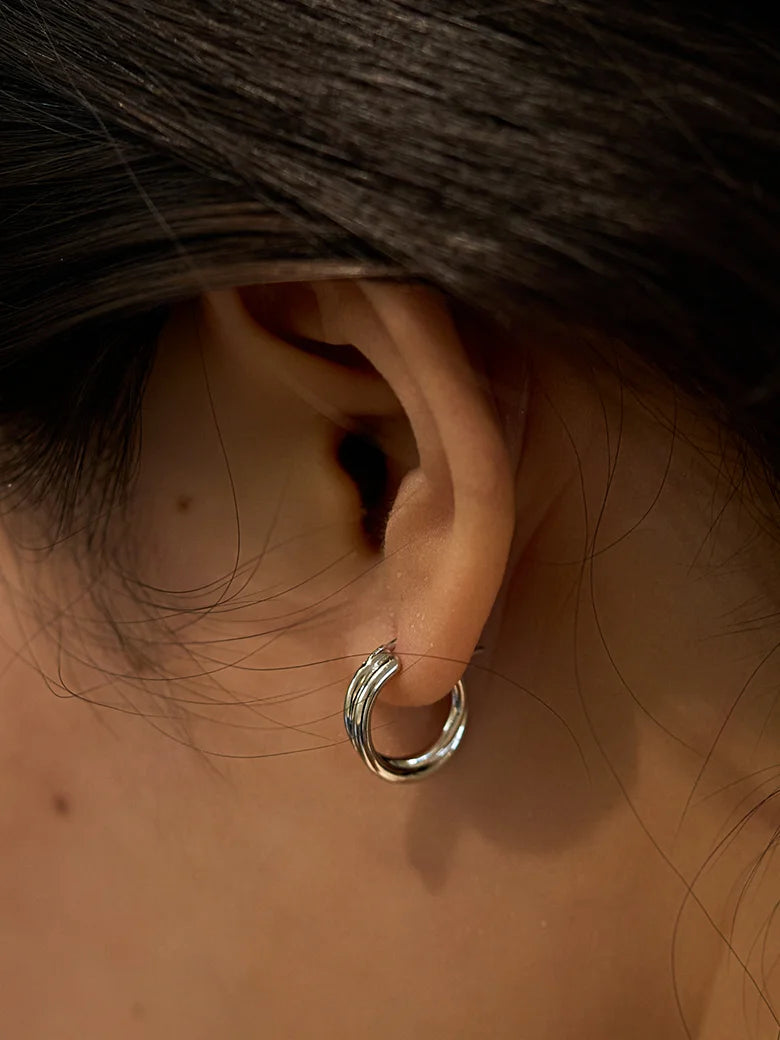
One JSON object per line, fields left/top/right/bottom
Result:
{"left": 201, "top": 278, "right": 517, "bottom": 708}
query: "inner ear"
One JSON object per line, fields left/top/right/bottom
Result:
{"left": 335, "top": 414, "right": 419, "bottom": 554}
{"left": 284, "top": 335, "right": 378, "bottom": 373}
{"left": 238, "top": 282, "right": 379, "bottom": 370}
{"left": 336, "top": 427, "right": 391, "bottom": 553}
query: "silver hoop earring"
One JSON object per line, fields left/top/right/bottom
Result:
{"left": 343, "top": 643, "right": 468, "bottom": 783}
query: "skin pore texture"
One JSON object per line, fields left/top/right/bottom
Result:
{"left": 0, "top": 278, "right": 779, "bottom": 1039}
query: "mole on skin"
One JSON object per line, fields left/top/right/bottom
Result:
{"left": 175, "top": 494, "right": 194, "bottom": 513}
{"left": 52, "top": 793, "right": 70, "bottom": 816}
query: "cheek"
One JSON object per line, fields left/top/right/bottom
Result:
{"left": 128, "top": 307, "right": 366, "bottom": 602}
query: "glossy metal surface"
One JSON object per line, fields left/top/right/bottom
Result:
{"left": 343, "top": 644, "right": 468, "bottom": 782}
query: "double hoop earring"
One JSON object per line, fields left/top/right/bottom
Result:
{"left": 343, "top": 642, "right": 468, "bottom": 783}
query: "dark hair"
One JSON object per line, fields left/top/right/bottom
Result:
{"left": 1, "top": 0, "right": 778, "bottom": 537}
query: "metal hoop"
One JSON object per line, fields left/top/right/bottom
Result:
{"left": 343, "top": 643, "right": 468, "bottom": 783}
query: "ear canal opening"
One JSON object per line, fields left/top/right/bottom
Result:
{"left": 335, "top": 427, "right": 394, "bottom": 553}
{"left": 334, "top": 398, "right": 419, "bottom": 555}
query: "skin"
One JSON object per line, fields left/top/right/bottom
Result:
{"left": 0, "top": 278, "right": 778, "bottom": 1039}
